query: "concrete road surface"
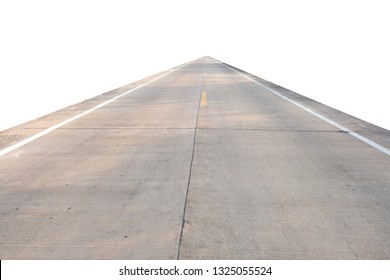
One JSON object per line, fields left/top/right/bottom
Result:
{"left": 1, "top": 57, "right": 390, "bottom": 259}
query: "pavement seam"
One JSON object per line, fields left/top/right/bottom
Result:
{"left": 53, "top": 127, "right": 342, "bottom": 132}
{"left": 197, "top": 128, "right": 343, "bottom": 133}
{"left": 55, "top": 127, "right": 196, "bottom": 130}
{"left": 176, "top": 62, "right": 205, "bottom": 260}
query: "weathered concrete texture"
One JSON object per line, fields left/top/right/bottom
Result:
{"left": 1, "top": 57, "right": 390, "bottom": 259}
{"left": 0, "top": 62, "right": 203, "bottom": 259}
{"left": 0, "top": 65, "right": 186, "bottom": 150}
{"left": 180, "top": 60, "right": 390, "bottom": 259}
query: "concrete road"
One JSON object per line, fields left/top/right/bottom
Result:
{"left": 1, "top": 57, "right": 390, "bottom": 259}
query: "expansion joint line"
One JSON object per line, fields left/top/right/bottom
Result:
{"left": 177, "top": 63, "right": 205, "bottom": 259}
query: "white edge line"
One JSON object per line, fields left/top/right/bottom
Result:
{"left": 220, "top": 61, "right": 390, "bottom": 157}
{"left": 0, "top": 62, "right": 188, "bottom": 157}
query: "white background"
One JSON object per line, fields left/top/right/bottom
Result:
{"left": 1, "top": 1, "right": 390, "bottom": 277}
{"left": 2, "top": 260, "right": 390, "bottom": 280}
{"left": 1, "top": 0, "right": 390, "bottom": 132}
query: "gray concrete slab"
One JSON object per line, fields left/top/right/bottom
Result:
{"left": 1, "top": 129, "right": 196, "bottom": 259}
{"left": 179, "top": 129, "right": 390, "bottom": 259}
{"left": 1, "top": 57, "right": 390, "bottom": 259}
{"left": 0, "top": 62, "right": 203, "bottom": 259}
{"left": 0, "top": 63, "right": 188, "bottom": 149}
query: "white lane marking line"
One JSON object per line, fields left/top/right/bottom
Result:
{"left": 221, "top": 62, "right": 390, "bottom": 157}
{"left": 0, "top": 63, "right": 188, "bottom": 157}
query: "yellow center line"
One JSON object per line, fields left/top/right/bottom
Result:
{"left": 201, "top": 91, "right": 207, "bottom": 106}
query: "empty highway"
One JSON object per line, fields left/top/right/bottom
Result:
{"left": 1, "top": 57, "right": 390, "bottom": 259}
